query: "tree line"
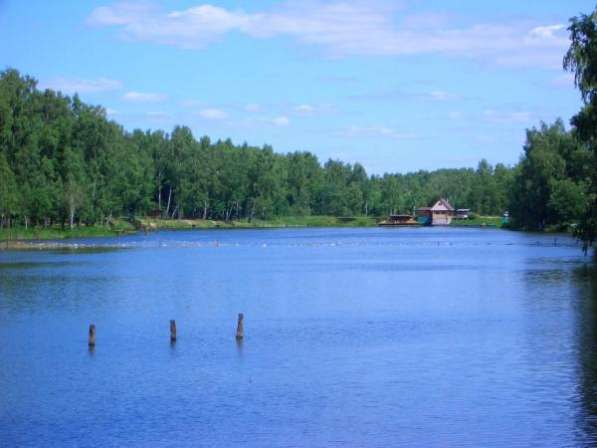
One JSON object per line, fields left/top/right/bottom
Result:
{"left": 0, "top": 68, "right": 514, "bottom": 227}
{"left": 0, "top": 8, "right": 595, "bottom": 251}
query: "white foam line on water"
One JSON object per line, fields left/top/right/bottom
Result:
{"left": 24, "top": 234, "right": 581, "bottom": 251}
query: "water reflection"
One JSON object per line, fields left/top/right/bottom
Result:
{"left": 574, "top": 265, "right": 597, "bottom": 445}
{"left": 48, "top": 247, "right": 126, "bottom": 255}
{"left": 0, "top": 261, "right": 81, "bottom": 270}
{"left": 235, "top": 337, "right": 244, "bottom": 358}
{"left": 0, "top": 228, "right": 595, "bottom": 446}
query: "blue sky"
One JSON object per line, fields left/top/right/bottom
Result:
{"left": 0, "top": 0, "right": 592, "bottom": 174}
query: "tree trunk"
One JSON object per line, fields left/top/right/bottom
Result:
{"left": 68, "top": 195, "right": 75, "bottom": 230}
{"left": 158, "top": 184, "right": 162, "bottom": 212}
{"left": 165, "top": 186, "right": 172, "bottom": 218}
{"left": 202, "top": 199, "right": 208, "bottom": 220}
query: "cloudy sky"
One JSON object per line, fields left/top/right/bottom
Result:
{"left": 0, "top": 0, "right": 592, "bottom": 173}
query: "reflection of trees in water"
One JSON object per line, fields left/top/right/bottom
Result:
{"left": 574, "top": 265, "right": 597, "bottom": 444}
{"left": 0, "top": 260, "right": 114, "bottom": 314}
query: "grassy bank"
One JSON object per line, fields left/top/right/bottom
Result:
{"left": 137, "top": 215, "right": 379, "bottom": 230}
{"left": 449, "top": 216, "right": 504, "bottom": 227}
{"left": 0, "top": 216, "right": 379, "bottom": 248}
{"left": 0, "top": 220, "right": 136, "bottom": 242}
{"left": 1, "top": 215, "right": 516, "bottom": 250}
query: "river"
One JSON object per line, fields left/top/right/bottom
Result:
{"left": 0, "top": 227, "right": 595, "bottom": 447}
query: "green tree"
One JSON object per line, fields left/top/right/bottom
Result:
{"left": 564, "top": 7, "right": 597, "bottom": 252}
{"left": 0, "top": 153, "right": 19, "bottom": 229}
{"left": 0, "top": 67, "right": 525, "bottom": 230}
{"left": 548, "top": 178, "right": 587, "bottom": 224}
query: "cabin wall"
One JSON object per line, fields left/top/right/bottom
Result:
{"left": 432, "top": 212, "right": 453, "bottom": 225}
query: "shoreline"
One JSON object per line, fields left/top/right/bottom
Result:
{"left": 0, "top": 215, "right": 511, "bottom": 250}
{"left": 0, "top": 216, "right": 377, "bottom": 250}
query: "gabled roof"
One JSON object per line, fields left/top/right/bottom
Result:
{"left": 431, "top": 198, "right": 454, "bottom": 211}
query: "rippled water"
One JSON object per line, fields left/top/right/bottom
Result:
{"left": 0, "top": 227, "right": 595, "bottom": 447}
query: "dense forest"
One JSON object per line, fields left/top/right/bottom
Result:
{"left": 0, "top": 70, "right": 587, "bottom": 230}
{"left": 0, "top": 8, "right": 595, "bottom": 251}
{"left": 0, "top": 68, "right": 514, "bottom": 226}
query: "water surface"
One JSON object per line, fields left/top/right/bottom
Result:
{"left": 0, "top": 227, "right": 595, "bottom": 447}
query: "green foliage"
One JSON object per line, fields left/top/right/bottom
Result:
{"left": 0, "top": 68, "right": 520, "bottom": 232}
{"left": 0, "top": 153, "right": 19, "bottom": 224}
{"left": 0, "top": 219, "right": 135, "bottom": 241}
{"left": 564, "top": 7, "right": 597, "bottom": 252}
{"left": 450, "top": 216, "right": 502, "bottom": 227}
{"left": 0, "top": 65, "right": 590, "bottom": 248}
{"left": 509, "top": 120, "right": 589, "bottom": 230}
{"left": 548, "top": 178, "right": 587, "bottom": 226}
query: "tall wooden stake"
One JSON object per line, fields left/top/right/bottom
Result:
{"left": 170, "top": 319, "right": 177, "bottom": 342}
{"left": 235, "top": 313, "right": 244, "bottom": 340}
{"left": 88, "top": 324, "right": 96, "bottom": 347}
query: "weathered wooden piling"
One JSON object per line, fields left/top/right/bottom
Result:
{"left": 88, "top": 324, "right": 96, "bottom": 347}
{"left": 235, "top": 313, "right": 244, "bottom": 340}
{"left": 170, "top": 319, "right": 177, "bottom": 342}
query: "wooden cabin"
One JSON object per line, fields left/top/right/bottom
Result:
{"left": 430, "top": 198, "right": 455, "bottom": 225}
{"left": 416, "top": 198, "right": 456, "bottom": 225}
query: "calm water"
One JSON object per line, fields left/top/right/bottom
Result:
{"left": 0, "top": 227, "right": 595, "bottom": 447}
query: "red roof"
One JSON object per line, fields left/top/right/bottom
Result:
{"left": 431, "top": 198, "right": 454, "bottom": 211}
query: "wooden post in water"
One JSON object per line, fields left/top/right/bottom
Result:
{"left": 170, "top": 319, "right": 177, "bottom": 342}
{"left": 235, "top": 313, "right": 244, "bottom": 340}
{"left": 88, "top": 324, "right": 96, "bottom": 347}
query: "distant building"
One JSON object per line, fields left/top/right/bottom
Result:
{"left": 455, "top": 208, "right": 470, "bottom": 219}
{"left": 379, "top": 214, "right": 419, "bottom": 226}
{"left": 416, "top": 198, "right": 456, "bottom": 225}
{"left": 415, "top": 207, "right": 432, "bottom": 225}
{"left": 502, "top": 211, "right": 510, "bottom": 226}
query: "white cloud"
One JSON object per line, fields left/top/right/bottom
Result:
{"left": 294, "top": 104, "right": 315, "bottom": 114}
{"left": 123, "top": 91, "right": 167, "bottom": 102}
{"left": 482, "top": 109, "right": 532, "bottom": 124}
{"left": 244, "top": 103, "right": 261, "bottom": 113}
{"left": 528, "top": 24, "right": 565, "bottom": 40}
{"left": 40, "top": 77, "right": 122, "bottom": 95}
{"left": 428, "top": 90, "right": 460, "bottom": 101}
{"left": 448, "top": 111, "right": 463, "bottom": 120}
{"left": 199, "top": 108, "right": 227, "bottom": 119}
{"left": 88, "top": 2, "right": 156, "bottom": 26}
{"left": 272, "top": 116, "right": 290, "bottom": 126}
{"left": 89, "top": 2, "right": 569, "bottom": 67}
